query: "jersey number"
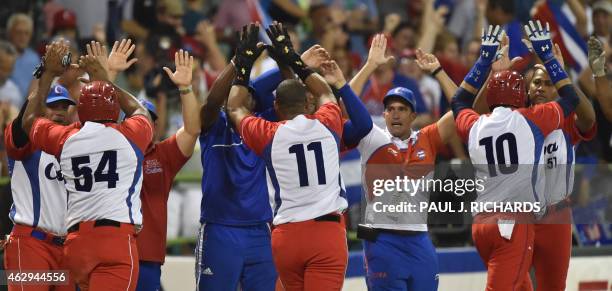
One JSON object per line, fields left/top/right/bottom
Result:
{"left": 71, "top": 151, "right": 119, "bottom": 192}
{"left": 478, "top": 133, "right": 519, "bottom": 177}
{"left": 289, "top": 142, "right": 326, "bottom": 187}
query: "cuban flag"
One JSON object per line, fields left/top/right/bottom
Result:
{"left": 532, "top": 0, "right": 589, "bottom": 77}
{"left": 246, "top": 0, "right": 273, "bottom": 43}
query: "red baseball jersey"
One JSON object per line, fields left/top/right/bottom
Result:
{"left": 239, "top": 103, "right": 347, "bottom": 225}
{"left": 137, "top": 134, "right": 190, "bottom": 263}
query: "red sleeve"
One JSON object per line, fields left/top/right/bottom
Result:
{"left": 421, "top": 123, "right": 443, "bottom": 155}
{"left": 118, "top": 115, "right": 154, "bottom": 153}
{"left": 455, "top": 109, "right": 480, "bottom": 143}
{"left": 155, "top": 134, "right": 191, "bottom": 176}
{"left": 562, "top": 113, "right": 597, "bottom": 145}
{"left": 239, "top": 116, "right": 280, "bottom": 156}
{"left": 4, "top": 121, "right": 36, "bottom": 160}
{"left": 29, "top": 118, "right": 75, "bottom": 157}
{"left": 517, "top": 102, "right": 564, "bottom": 137}
{"left": 310, "top": 103, "right": 343, "bottom": 136}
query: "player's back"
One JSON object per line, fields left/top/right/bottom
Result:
{"left": 60, "top": 121, "right": 144, "bottom": 228}
{"left": 266, "top": 113, "right": 347, "bottom": 225}
{"left": 467, "top": 107, "right": 546, "bottom": 212}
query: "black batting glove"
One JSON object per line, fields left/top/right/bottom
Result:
{"left": 233, "top": 23, "right": 264, "bottom": 87}
{"left": 265, "top": 22, "right": 313, "bottom": 81}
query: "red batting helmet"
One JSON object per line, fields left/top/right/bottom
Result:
{"left": 78, "top": 81, "right": 120, "bottom": 123}
{"left": 486, "top": 70, "right": 527, "bottom": 109}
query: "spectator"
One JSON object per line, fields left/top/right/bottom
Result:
{"left": 56, "top": 0, "right": 108, "bottom": 39}
{"left": 51, "top": 9, "right": 79, "bottom": 44}
{"left": 213, "top": 0, "right": 253, "bottom": 32}
{"left": 183, "top": 0, "right": 208, "bottom": 35}
{"left": 397, "top": 49, "right": 442, "bottom": 119}
{"left": 0, "top": 41, "right": 22, "bottom": 108}
{"left": 591, "top": 0, "right": 611, "bottom": 45}
{"left": 486, "top": 0, "right": 514, "bottom": 26}
{"left": 7, "top": 13, "right": 39, "bottom": 96}
{"left": 434, "top": 31, "right": 468, "bottom": 85}
{"left": 302, "top": 4, "right": 333, "bottom": 49}
{"left": 391, "top": 22, "right": 418, "bottom": 56}
{"left": 120, "top": 0, "right": 159, "bottom": 41}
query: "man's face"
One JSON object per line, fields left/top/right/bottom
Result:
{"left": 383, "top": 98, "right": 416, "bottom": 139}
{"left": 8, "top": 20, "right": 32, "bottom": 52}
{"left": 0, "top": 52, "right": 16, "bottom": 85}
{"left": 528, "top": 69, "right": 556, "bottom": 104}
{"left": 592, "top": 10, "right": 610, "bottom": 36}
{"left": 311, "top": 7, "right": 332, "bottom": 34}
{"left": 465, "top": 40, "right": 480, "bottom": 67}
{"left": 393, "top": 28, "right": 415, "bottom": 53}
{"left": 45, "top": 101, "right": 72, "bottom": 125}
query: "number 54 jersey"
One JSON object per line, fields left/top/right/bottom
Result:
{"left": 455, "top": 103, "right": 565, "bottom": 214}
{"left": 239, "top": 103, "right": 347, "bottom": 225}
{"left": 28, "top": 115, "right": 153, "bottom": 229}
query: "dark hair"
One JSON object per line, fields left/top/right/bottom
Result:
{"left": 391, "top": 22, "right": 416, "bottom": 38}
{"left": 275, "top": 79, "right": 308, "bottom": 117}
{"left": 488, "top": 0, "right": 515, "bottom": 15}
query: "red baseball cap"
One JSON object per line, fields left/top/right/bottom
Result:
{"left": 53, "top": 9, "right": 77, "bottom": 31}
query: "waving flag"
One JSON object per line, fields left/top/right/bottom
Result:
{"left": 246, "top": 0, "right": 273, "bottom": 43}
{"left": 532, "top": 0, "right": 589, "bottom": 77}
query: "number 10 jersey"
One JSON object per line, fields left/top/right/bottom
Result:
{"left": 455, "top": 104, "right": 565, "bottom": 215}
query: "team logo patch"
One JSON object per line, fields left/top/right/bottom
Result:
{"left": 387, "top": 147, "right": 399, "bottom": 157}
{"left": 144, "top": 159, "right": 163, "bottom": 174}
{"left": 416, "top": 149, "right": 426, "bottom": 160}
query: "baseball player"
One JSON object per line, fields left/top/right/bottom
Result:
{"left": 21, "top": 41, "right": 153, "bottom": 291}
{"left": 527, "top": 60, "right": 596, "bottom": 290}
{"left": 451, "top": 22, "right": 580, "bottom": 290}
{"left": 347, "top": 34, "right": 463, "bottom": 291}
{"left": 4, "top": 54, "right": 76, "bottom": 291}
{"left": 227, "top": 22, "right": 347, "bottom": 290}
{"left": 135, "top": 49, "right": 200, "bottom": 291}
{"left": 194, "top": 24, "right": 333, "bottom": 290}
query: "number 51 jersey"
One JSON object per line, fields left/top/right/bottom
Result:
{"left": 456, "top": 104, "right": 565, "bottom": 214}
{"left": 28, "top": 115, "right": 153, "bottom": 229}
{"left": 240, "top": 103, "right": 347, "bottom": 225}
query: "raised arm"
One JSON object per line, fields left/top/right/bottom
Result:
{"left": 322, "top": 60, "right": 373, "bottom": 146}
{"left": 22, "top": 41, "right": 69, "bottom": 134}
{"left": 525, "top": 20, "right": 579, "bottom": 117}
{"left": 349, "top": 33, "right": 394, "bottom": 96}
{"left": 415, "top": 48, "right": 457, "bottom": 101}
{"left": 226, "top": 23, "right": 265, "bottom": 128}
{"left": 163, "top": 50, "right": 199, "bottom": 156}
{"left": 79, "top": 54, "right": 149, "bottom": 120}
{"left": 265, "top": 21, "right": 335, "bottom": 106}
{"left": 588, "top": 36, "right": 612, "bottom": 122}
{"left": 451, "top": 25, "right": 502, "bottom": 117}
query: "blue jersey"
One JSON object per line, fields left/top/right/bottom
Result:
{"left": 199, "top": 111, "right": 272, "bottom": 225}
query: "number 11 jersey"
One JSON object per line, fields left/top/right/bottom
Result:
{"left": 28, "top": 115, "right": 153, "bottom": 229}
{"left": 455, "top": 103, "right": 565, "bottom": 215}
{"left": 240, "top": 103, "right": 347, "bottom": 225}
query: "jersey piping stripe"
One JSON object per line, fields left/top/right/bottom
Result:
{"left": 23, "top": 151, "right": 42, "bottom": 227}
{"left": 526, "top": 119, "right": 545, "bottom": 203}
{"left": 563, "top": 131, "right": 574, "bottom": 196}
{"left": 7, "top": 158, "right": 16, "bottom": 221}
{"left": 263, "top": 144, "right": 282, "bottom": 217}
{"left": 127, "top": 141, "right": 144, "bottom": 225}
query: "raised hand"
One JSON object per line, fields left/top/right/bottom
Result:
{"left": 265, "top": 21, "right": 302, "bottom": 67}
{"left": 524, "top": 20, "right": 555, "bottom": 63}
{"left": 44, "top": 40, "right": 70, "bottom": 76}
{"left": 163, "top": 49, "right": 194, "bottom": 88}
{"left": 321, "top": 60, "right": 346, "bottom": 89}
{"left": 478, "top": 25, "right": 503, "bottom": 66}
{"left": 195, "top": 20, "right": 217, "bottom": 47}
{"left": 86, "top": 40, "right": 109, "bottom": 73}
{"left": 367, "top": 33, "right": 394, "bottom": 67}
{"left": 78, "top": 54, "right": 109, "bottom": 82}
{"left": 492, "top": 33, "right": 523, "bottom": 72}
{"left": 234, "top": 23, "right": 265, "bottom": 85}
{"left": 301, "top": 45, "right": 330, "bottom": 69}
{"left": 415, "top": 48, "right": 441, "bottom": 73}
{"left": 588, "top": 36, "right": 606, "bottom": 77}
{"left": 108, "top": 39, "right": 138, "bottom": 73}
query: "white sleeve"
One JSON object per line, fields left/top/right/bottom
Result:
{"left": 357, "top": 125, "right": 390, "bottom": 162}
